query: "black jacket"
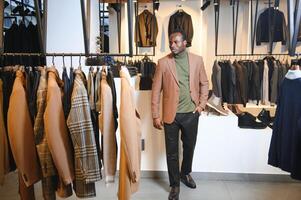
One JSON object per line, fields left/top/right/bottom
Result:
{"left": 256, "top": 8, "right": 287, "bottom": 45}
{"left": 233, "top": 61, "right": 247, "bottom": 105}
{"left": 168, "top": 10, "right": 194, "bottom": 47}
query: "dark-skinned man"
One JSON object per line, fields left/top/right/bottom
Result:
{"left": 151, "top": 30, "right": 209, "bottom": 200}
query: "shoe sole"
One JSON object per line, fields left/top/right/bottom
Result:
{"left": 206, "top": 103, "right": 228, "bottom": 116}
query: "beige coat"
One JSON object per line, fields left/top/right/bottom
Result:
{"left": 151, "top": 52, "right": 209, "bottom": 123}
{"left": 262, "top": 60, "right": 269, "bottom": 105}
{"left": 98, "top": 70, "right": 117, "bottom": 184}
{"left": 7, "top": 69, "right": 41, "bottom": 187}
{"left": 118, "top": 67, "right": 141, "bottom": 200}
{"left": 44, "top": 67, "right": 74, "bottom": 185}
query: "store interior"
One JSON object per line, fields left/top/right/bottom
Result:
{"left": 0, "top": 0, "right": 301, "bottom": 199}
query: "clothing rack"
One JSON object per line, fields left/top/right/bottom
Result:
{"left": 0, "top": 52, "right": 132, "bottom": 57}
{"left": 216, "top": 53, "right": 289, "bottom": 56}
{"left": 0, "top": 52, "right": 136, "bottom": 67}
{"left": 214, "top": 0, "right": 301, "bottom": 56}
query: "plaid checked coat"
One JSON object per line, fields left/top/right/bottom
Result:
{"left": 67, "top": 69, "right": 101, "bottom": 198}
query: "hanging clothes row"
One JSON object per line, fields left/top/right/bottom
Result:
{"left": 0, "top": 65, "right": 141, "bottom": 200}
{"left": 3, "top": 0, "right": 45, "bottom": 66}
{"left": 134, "top": 56, "right": 156, "bottom": 90}
{"left": 212, "top": 56, "right": 289, "bottom": 106}
{"left": 4, "top": 21, "right": 45, "bottom": 66}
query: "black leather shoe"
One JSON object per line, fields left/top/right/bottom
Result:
{"left": 257, "top": 109, "right": 274, "bottom": 128}
{"left": 168, "top": 186, "right": 179, "bottom": 200}
{"left": 180, "top": 174, "right": 196, "bottom": 189}
{"left": 238, "top": 112, "right": 267, "bottom": 129}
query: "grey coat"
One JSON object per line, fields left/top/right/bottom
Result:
{"left": 211, "top": 61, "right": 222, "bottom": 98}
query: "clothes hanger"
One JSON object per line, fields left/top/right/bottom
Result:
{"left": 4, "top": 1, "right": 9, "bottom": 8}
{"left": 142, "top": 54, "right": 151, "bottom": 62}
{"left": 89, "top": 56, "right": 94, "bottom": 74}
{"left": 78, "top": 54, "right": 82, "bottom": 70}
{"left": 176, "top": 4, "right": 184, "bottom": 12}
{"left": 52, "top": 54, "right": 55, "bottom": 67}
{"left": 70, "top": 54, "right": 73, "bottom": 69}
{"left": 62, "top": 54, "right": 66, "bottom": 69}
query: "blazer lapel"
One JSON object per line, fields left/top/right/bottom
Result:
{"left": 167, "top": 55, "right": 179, "bottom": 86}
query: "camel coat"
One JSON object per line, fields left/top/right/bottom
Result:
{"left": 99, "top": 70, "right": 117, "bottom": 185}
{"left": 44, "top": 67, "right": 74, "bottom": 185}
{"left": 118, "top": 67, "right": 141, "bottom": 200}
{"left": 7, "top": 69, "right": 41, "bottom": 187}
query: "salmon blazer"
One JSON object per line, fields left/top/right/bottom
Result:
{"left": 151, "top": 52, "right": 209, "bottom": 123}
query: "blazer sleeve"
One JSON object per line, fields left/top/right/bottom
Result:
{"left": 256, "top": 16, "right": 262, "bottom": 46}
{"left": 186, "top": 14, "right": 194, "bottom": 46}
{"left": 151, "top": 59, "right": 163, "bottom": 119}
{"left": 198, "top": 57, "right": 209, "bottom": 110}
{"left": 151, "top": 15, "right": 158, "bottom": 46}
{"left": 281, "top": 13, "right": 287, "bottom": 45}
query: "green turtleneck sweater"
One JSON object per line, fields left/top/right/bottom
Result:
{"left": 174, "top": 51, "right": 195, "bottom": 113}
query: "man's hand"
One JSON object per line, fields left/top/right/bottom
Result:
{"left": 193, "top": 106, "right": 203, "bottom": 115}
{"left": 153, "top": 117, "right": 164, "bottom": 130}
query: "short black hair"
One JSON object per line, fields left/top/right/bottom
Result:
{"left": 169, "top": 29, "right": 187, "bottom": 41}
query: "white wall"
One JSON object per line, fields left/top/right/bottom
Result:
{"left": 46, "top": 0, "right": 288, "bottom": 175}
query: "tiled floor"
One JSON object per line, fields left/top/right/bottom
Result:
{"left": 1, "top": 171, "right": 301, "bottom": 200}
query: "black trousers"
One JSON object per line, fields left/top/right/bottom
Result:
{"left": 164, "top": 112, "right": 199, "bottom": 187}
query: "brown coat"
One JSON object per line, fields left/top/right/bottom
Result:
{"left": 7, "top": 70, "right": 41, "bottom": 186}
{"left": 168, "top": 10, "right": 194, "bottom": 47}
{"left": 44, "top": 67, "right": 74, "bottom": 185}
{"left": 135, "top": 9, "right": 158, "bottom": 47}
{"left": 151, "top": 52, "right": 209, "bottom": 123}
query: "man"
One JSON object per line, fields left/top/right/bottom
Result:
{"left": 151, "top": 30, "right": 209, "bottom": 200}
